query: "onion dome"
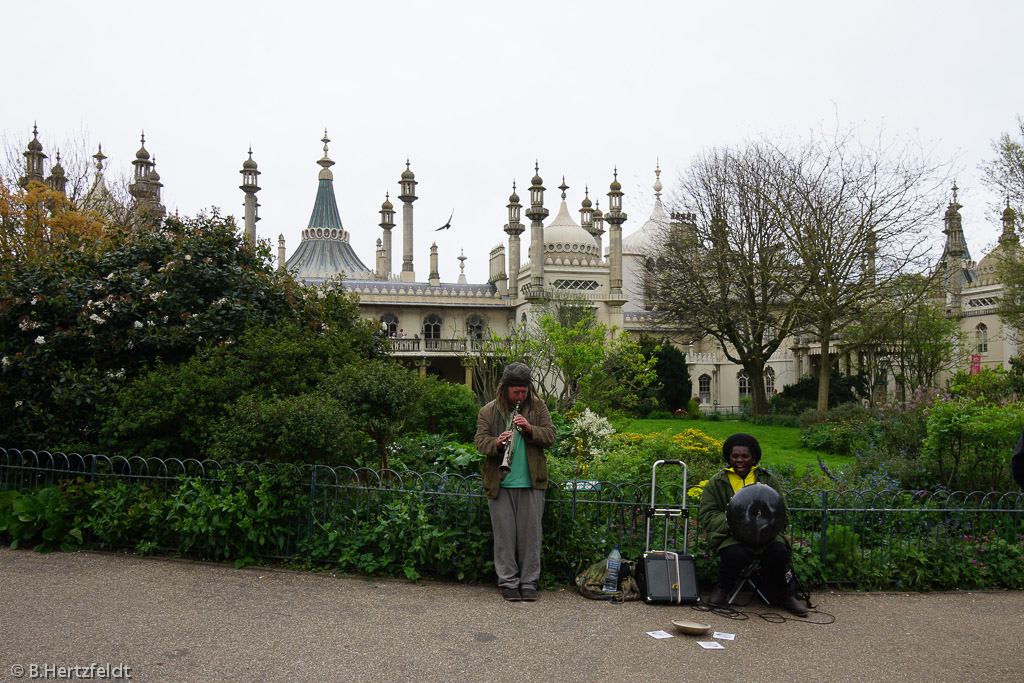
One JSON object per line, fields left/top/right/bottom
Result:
{"left": 623, "top": 165, "right": 670, "bottom": 254}
{"left": 136, "top": 133, "right": 150, "bottom": 160}
{"left": 381, "top": 192, "right": 394, "bottom": 211}
{"left": 242, "top": 152, "right": 258, "bottom": 170}
{"left": 27, "top": 124, "right": 43, "bottom": 152}
{"left": 543, "top": 182, "right": 601, "bottom": 267}
{"left": 581, "top": 186, "right": 592, "bottom": 208}
{"left": 509, "top": 181, "right": 520, "bottom": 204}
{"left": 401, "top": 159, "right": 415, "bottom": 180}
{"left": 531, "top": 165, "right": 543, "bottom": 186}
{"left": 149, "top": 157, "right": 161, "bottom": 183}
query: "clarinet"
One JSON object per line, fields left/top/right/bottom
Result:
{"left": 498, "top": 401, "right": 521, "bottom": 478}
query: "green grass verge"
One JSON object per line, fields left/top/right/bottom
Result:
{"left": 612, "top": 418, "right": 855, "bottom": 473}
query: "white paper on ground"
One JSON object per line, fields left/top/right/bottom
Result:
{"left": 712, "top": 632, "right": 735, "bottom": 640}
{"left": 698, "top": 641, "right": 725, "bottom": 650}
{"left": 646, "top": 630, "right": 674, "bottom": 639}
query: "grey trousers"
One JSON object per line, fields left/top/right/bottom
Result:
{"left": 488, "top": 487, "right": 545, "bottom": 590}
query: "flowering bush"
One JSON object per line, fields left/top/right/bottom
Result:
{"left": 0, "top": 212, "right": 382, "bottom": 451}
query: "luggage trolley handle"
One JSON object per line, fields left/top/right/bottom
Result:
{"left": 645, "top": 459, "right": 689, "bottom": 553}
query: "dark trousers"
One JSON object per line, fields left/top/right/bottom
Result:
{"left": 717, "top": 541, "right": 790, "bottom": 596}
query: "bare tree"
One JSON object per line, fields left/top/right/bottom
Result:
{"left": 980, "top": 115, "right": 1024, "bottom": 216}
{"left": 648, "top": 144, "right": 805, "bottom": 415}
{"left": 766, "top": 127, "right": 948, "bottom": 411}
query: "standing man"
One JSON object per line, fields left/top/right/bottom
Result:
{"left": 475, "top": 362, "right": 556, "bottom": 601}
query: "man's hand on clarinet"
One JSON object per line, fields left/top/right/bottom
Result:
{"left": 512, "top": 414, "right": 532, "bottom": 436}
{"left": 498, "top": 429, "right": 514, "bottom": 447}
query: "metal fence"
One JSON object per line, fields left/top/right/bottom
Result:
{"left": 2, "top": 447, "right": 1022, "bottom": 587}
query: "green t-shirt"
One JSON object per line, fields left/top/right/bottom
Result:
{"left": 500, "top": 412, "right": 531, "bottom": 488}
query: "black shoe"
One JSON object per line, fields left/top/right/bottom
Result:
{"left": 781, "top": 593, "right": 808, "bottom": 617}
{"left": 500, "top": 587, "right": 521, "bottom": 601}
{"left": 519, "top": 587, "right": 538, "bottom": 601}
{"left": 707, "top": 585, "right": 729, "bottom": 607}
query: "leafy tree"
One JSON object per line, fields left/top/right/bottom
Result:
{"left": 650, "top": 144, "right": 803, "bottom": 415}
{"left": 323, "top": 359, "right": 421, "bottom": 470}
{"left": 854, "top": 274, "right": 966, "bottom": 402}
{"left": 0, "top": 179, "right": 106, "bottom": 263}
{"left": 634, "top": 335, "right": 691, "bottom": 414}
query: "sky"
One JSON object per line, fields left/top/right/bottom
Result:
{"left": 3, "top": 0, "right": 1022, "bottom": 283}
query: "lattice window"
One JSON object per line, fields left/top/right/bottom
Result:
{"left": 466, "top": 315, "right": 484, "bottom": 340}
{"left": 737, "top": 371, "right": 751, "bottom": 400}
{"left": 381, "top": 314, "right": 398, "bottom": 337}
{"left": 552, "top": 279, "right": 600, "bottom": 291}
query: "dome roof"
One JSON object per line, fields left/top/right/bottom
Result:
{"left": 975, "top": 245, "right": 1010, "bottom": 287}
{"left": 622, "top": 198, "right": 670, "bottom": 254}
{"left": 381, "top": 195, "right": 394, "bottom": 210}
{"left": 242, "top": 155, "right": 258, "bottom": 170}
{"left": 543, "top": 199, "right": 600, "bottom": 266}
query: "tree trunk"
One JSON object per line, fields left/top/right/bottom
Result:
{"left": 748, "top": 362, "right": 769, "bottom": 415}
{"left": 817, "top": 320, "right": 833, "bottom": 412}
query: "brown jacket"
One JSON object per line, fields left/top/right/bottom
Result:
{"left": 474, "top": 396, "right": 556, "bottom": 499}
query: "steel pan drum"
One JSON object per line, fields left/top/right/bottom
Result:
{"left": 726, "top": 483, "right": 785, "bottom": 547}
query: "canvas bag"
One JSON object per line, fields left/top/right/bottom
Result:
{"left": 575, "top": 557, "right": 641, "bottom": 601}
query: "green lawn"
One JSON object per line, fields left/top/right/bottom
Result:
{"left": 612, "top": 418, "right": 855, "bottom": 473}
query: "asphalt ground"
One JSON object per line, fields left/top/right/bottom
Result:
{"left": 2, "top": 547, "right": 1023, "bottom": 682}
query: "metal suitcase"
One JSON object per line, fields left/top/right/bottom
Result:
{"left": 639, "top": 459, "right": 701, "bottom": 604}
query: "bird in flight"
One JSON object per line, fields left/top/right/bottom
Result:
{"left": 435, "top": 210, "right": 454, "bottom": 231}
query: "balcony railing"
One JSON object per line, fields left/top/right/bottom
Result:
{"left": 389, "top": 338, "right": 487, "bottom": 353}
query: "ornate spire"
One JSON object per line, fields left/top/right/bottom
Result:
{"left": 317, "top": 129, "right": 335, "bottom": 180}
{"left": 559, "top": 176, "right": 568, "bottom": 200}
{"left": 654, "top": 161, "right": 663, "bottom": 201}
{"left": 93, "top": 144, "right": 107, "bottom": 172}
{"left": 21, "top": 123, "right": 46, "bottom": 187}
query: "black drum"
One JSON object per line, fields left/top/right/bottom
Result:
{"left": 726, "top": 483, "right": 785, "bottom": 547}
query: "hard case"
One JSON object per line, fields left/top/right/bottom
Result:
{"left": 638, "top": 459, "right": 701, "bottom": 604}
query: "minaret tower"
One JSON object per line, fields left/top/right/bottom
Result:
{"left": 429, "top": 243, "right": 440, "bottom": 286}
{"left": 379, "top": 192, "right": 395, "bottom": 279}
{"left": 580, "top": 185, "right": 594, "bottom": 244}
{"left": 398, "top": 160, "right": 418, "bottom": 282}
{"left": 605, "top": 167, "right": 628, "bottom": 305}
{"left": 239, "top": 148, "right": 261, "bottom": 246}
{"left": 942, "top": 182, "right": 965, "bottom": 315}
{"left": 525, "top": 163, "right": 549, "bottom": 298}
{"left": 20, "top": 124, "right": 46, "bottom": 188}
{"left": 129, "top": 133, "right": 165, "bottom": 219}
{"left": 504, "top": 181, "right": 524, "bottom": 296}
{"left": 47, "top": 151, "right": 67, "bottom": 196}
{"left": 1000, "top": 197, "right": 1018, "bottom": 245}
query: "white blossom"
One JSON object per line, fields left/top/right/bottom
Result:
{"left": 106, "top": 272, "right": 116, "bottom": 280}
{"left": 14, "top": 400, "right": 22, "bottom": 408}
{"left": 134, "top": 320, "right": 144, "bottom": 329}
{"left": 2, "top": 356, "right": 9, "bottom": 367}
{"left": 30, "top": 297, "right": 38, "bottom": 305}
{"left": 34, "top": 336, "right": 45, "bottom": 345}
{"left": 89, "top": 314, "right": 106, "bottom": 324}
{"left": 185, "top": 254, "right": 192, "bottom": 261}
{"left": 147, "top": 320, "right": 155, "bottom": 327}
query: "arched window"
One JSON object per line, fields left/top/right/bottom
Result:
{"left": 765, "top": 366, "right": 776, "bottom": 395}
{"left": 423, "top": 314, "right": 442, "bottom": 340}
{"left": 737, "top": 370, "right": 751, "bottom": 400}
{"left": 976, "top": 323, "right": 988, "bottom": 354}
{"left": 466, "top": 315, "right": 484, "bottom": 340}
{"left": 520, "top": 312, "right": 527, "bottom": 325}
{"left": 381, "top": 314, "right": 398, "bottom": 337}
{"left": 698, "top": 374, "right": 711, "bottom": 404}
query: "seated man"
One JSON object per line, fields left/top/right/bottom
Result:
{"left": 697, "top": 433, "right": 808, "bottom": 616}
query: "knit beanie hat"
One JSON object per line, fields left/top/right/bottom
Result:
{"left": 722, "top": 432, "right": 762, "bottom": 464}
{"left": 501, "top": 362, "right": 532, "bottom": 387}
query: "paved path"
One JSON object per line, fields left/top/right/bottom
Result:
{"left": 1, "top": 548, "right": 1023, "bottom": 682}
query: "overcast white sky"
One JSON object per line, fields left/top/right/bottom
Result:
{"left": 4, "top": 0, "right": 1021, "bottom": 282}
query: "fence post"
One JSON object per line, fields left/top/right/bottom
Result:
{"left": 820, "top": 490, "right": 829, "bottom": 568}
{"left": 90, "top": 454, "right": 97, "bottom": 483}
{"left": 307, "top": 467, "right": 318, "bottom": 553}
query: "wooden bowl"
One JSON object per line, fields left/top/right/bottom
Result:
{"left": 671, "top": 619, "right": 711, "bottom": 635}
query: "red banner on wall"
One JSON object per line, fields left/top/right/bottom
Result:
{"left": 971, "top": 355, "right": 982, "bottom": 375}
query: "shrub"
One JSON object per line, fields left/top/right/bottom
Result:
{"left": 406, "top": 376, "right": 480, "bottom": 443}
{"left": 923, "top": 397, "right": 1021, "bottom": 491}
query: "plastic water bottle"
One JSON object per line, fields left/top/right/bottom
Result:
{"left": 602, "top": 546, "right": 621, "bottom": 593}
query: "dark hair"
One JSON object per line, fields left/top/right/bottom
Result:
{"left": 722, "top": 432, "right": 762, "bottom": 464}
